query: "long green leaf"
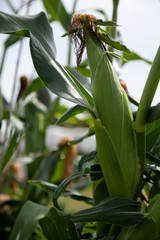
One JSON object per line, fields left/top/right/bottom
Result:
{"left": 0, "top": 11, "right": 93, "bottom": 109}
{"left": 102, "top": 33, "right": 131, "bottom": 53}
{"left": 72, "top": 197, "right": 146, "bottom": 226}
{"left": 56, "top": 105, "right": 87, "bottom": 125}
{"left": 9, "top": 201, "right": 49, "bottom": 240}
{"left": 30, "top": 34, "right": 90, "bottom": 108}
{"left": 67, "top": 66, "right": 91, "bottom": 92}
{"left": 39, "top": 208, "right": 79, "bottom": 240}
{"left": 123, "top": 51, "right": 152, "bottom": 65}
{"left": 65, "top": 69, "right": 94, "bottom": 108}
{"left": 0, "top": 11, "right": 56, "bottom": 56}
{"left": 29, "top": 180, "right": 93, "bottom": 205}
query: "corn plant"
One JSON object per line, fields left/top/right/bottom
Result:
{"left": 0, "top": 0, "right": 160, "bottom": 239}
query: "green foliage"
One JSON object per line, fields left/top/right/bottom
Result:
{"left": 9, "top": 201, "right": 49, "bottom": 240}
{"left": 29, "top": 180, "right": 93, "bottom": 205}
{"left": 0, "top": 1, "right": 160, "bottom": 240}
{"left": 52, "top": 170, "right": 89, "bottom": 210}
{"left": 72, "top": 197, "right": 146, "bottom": 226}
{"left": 1, "top": 130, "right": 22, "bottom": 171}
{"left": 39, "top": 208, "right": 79, "bottom": 240}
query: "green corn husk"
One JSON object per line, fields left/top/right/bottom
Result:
{"left": 116, "top": 217, "right": 158, "bottom": 240}
{"left": 84, "top": 25, "right": 140, "bottom": 198}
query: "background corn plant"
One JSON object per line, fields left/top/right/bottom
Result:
{"left": 0, "top": 0, "right": 160, "bottom": 239}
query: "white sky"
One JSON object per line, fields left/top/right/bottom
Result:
{"left": 0, "top": 0, "right": 160, "bottom": 106}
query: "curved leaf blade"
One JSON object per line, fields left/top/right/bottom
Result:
{"left": 0, "top": 11, "right": 56, "bottom": 57}
{"left": 123, "top": 51, "right": 152, "bottom": 65}
{"left": 30, "top": 34, "right": 93, "bottom": 108}
{"left": 102, "top": 33, "right": 131, "bottom": 53}
{"left": 56, "top": 105, "right": 87, "bottom": 125}
{"left": 0, "top": 11, "right": 93, "bottom": 109}
{"left": 53, "top": 171, "right": 87, "bottom": 210}
{"left": 9, "top": 201, "right": 49, "bottom": 240}
{"left": 29, "top": 180, "right": 93, "bottom": 205}
{"left": 72, "top": 197, "right": 146, "bottom": 226}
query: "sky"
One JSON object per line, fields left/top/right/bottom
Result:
{"left": 0, "top": 0, "right": 160, "bottom": 106}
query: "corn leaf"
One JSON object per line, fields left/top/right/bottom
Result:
{"left": 39, "top": 208, "right": 79, "bottom": 240}
{"left": 65, "top": 69, "right": 94, "bottom": 108}
{"left": 56, "top": 105, "right": 87, "bottom": 125}
{"left": 122, "top": 51, "right": 152, "bottom": 65}
{"left": 102, "top": 33, "right": 131, "bottom": 53}
{"left": 0, "top": 11, "right": 94, "bottom": 110}
{"left": 29, "top": 180, "right": 93, "bottom": 205}
{"left": 146, "top": 119, "right": 160, "bottom": 151}
{"left": 9, "top": 201, "right": 49, "bottom": 240}
{"left": 72, "top": 197, "right": 145, "bottom": 226}
{"left": 146, "top": 103, "right": 160, "bottom": 123}
{"left": 133, "top": 103, "right": 160, "bottom": 123}
{"left": 4, "top": 35, "right": 20, "bottom": 48}
{"left": 108, "top": 51, "right": 127, "bottom": 61}
{"left": 117, "top": 218, "right": 158, "bottom": 240}
{"left": 78, "top": 150, "right": 97, "bottom": 171}
{"left": 66, "top": 66, "right": 92, "bottom": 94}
{"left": 53, "top": 171, "right": 89, "bottom": 210}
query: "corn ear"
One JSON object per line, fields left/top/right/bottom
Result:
{"left": 94, "top": 119, "right": 130, "bottom": 197}
{"left": 84, "top": 26, "right": 140, "bottom": 198}
{"left": 117, "top": 217, "right": 158, "bottom": 240}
